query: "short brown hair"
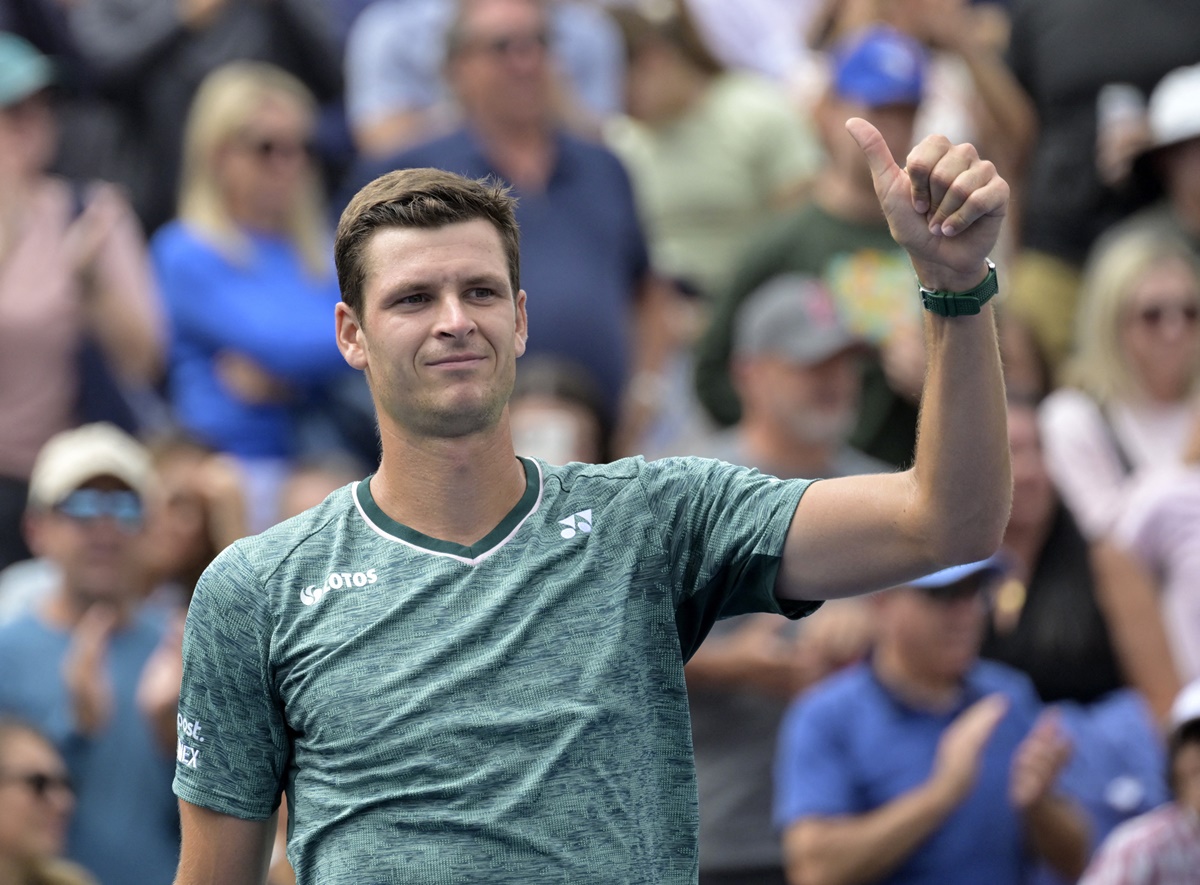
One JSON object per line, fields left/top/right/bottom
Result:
{"left": 334, "top": 167, "right": 522, "bottom": 320}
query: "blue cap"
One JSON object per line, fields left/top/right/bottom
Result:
{"left": 832, "top": 26, "right": 926, "bottom": 108}
{"left": 907, "top": 555, "right": 1006, "bottom": 590}
{"left": 0, "top": 32, "right": 55, "bottom": 108}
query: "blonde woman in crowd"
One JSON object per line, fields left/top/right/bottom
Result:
{"left": 0, "top": 719, "right": 94, "bottom": 885}
{"left": 151, "top": 61, "right": 361, "bottom": 532}
{"left": 0, "top": 33, "right": 163, "bottom": 571}
{"left": 1040, "top": 230, "right": 1200, "bottom": 540}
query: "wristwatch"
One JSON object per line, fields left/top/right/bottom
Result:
{"left": 918, "top": 258, "right": 998, "bottom": 317}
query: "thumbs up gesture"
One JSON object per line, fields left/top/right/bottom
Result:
{"left": 846, "top": 117, "right": 1009, "bottom": 293}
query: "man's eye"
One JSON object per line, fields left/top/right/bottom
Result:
{"left": 467, "top": 288, "right": 496, "bottom": 299}
{"left": 396, "top": 293, "right": 428, "bottom": 305}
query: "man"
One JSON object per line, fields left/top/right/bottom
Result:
{"left": 681, "top": 273, "right": 883, "bottom": 885}
{"left": 344, "top": 0, "right": 655, "bottom": 422}
{"left": 344, "top": 0, "right": 623, "bottom": 158}
{"left": 694, "top": 24, "right": 934, "bottom": 468}
{"left": 0, "top": 423, "right": 180, "bottom": 884}
{"left": 1080, "top": 679, "right": 1200, "bottom": 884}
{"left": 774, "top": 560, "right": 1089, "bottom": 885}
{"left": 172, "top": 107, "right": 1012, "bottom": 883}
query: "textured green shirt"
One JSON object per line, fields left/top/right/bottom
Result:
{"left": 174, "top": 456, "right": 818, "bottom": 884}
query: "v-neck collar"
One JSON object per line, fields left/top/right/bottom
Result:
{"left": 353, "top": 457, "right": 543, "bottom": 565}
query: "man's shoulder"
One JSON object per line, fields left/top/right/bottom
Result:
{"left": 791, "top": 663, "right": 876, "bottom": 718}
{"left": 215, "top": 484, "right": 360, "bottom": 579}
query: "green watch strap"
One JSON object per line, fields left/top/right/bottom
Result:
{"left": 919, "top": 259, "right": 998, "bottom": 317}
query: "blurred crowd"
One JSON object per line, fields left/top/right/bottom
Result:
{"left": 0, "top": 0, "right": 1198, "bottom": 883}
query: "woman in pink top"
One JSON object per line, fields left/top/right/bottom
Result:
{"left": 1039, "top": 229, "right": 1200, "bottom": 540}
{"left": 0, "top": 34, "right": 163, "bottom": 570}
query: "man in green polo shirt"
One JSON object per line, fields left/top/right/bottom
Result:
{"left": 171, "top": 112, "right": 1011, "bottom": 884}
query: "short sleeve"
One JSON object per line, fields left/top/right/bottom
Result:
{"left": 773, "top": 689, "right": 860, "bottom": 829}
{"left": 637, "top": 457, "right": 819, "bottom": 656}
{"left": 173, "top": 545, "right": 289, "bottom": 820}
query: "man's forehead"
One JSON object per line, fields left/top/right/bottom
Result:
{"left": 460, "top": 0, "right": 545, "bottom": 33}
{"left": 363, "top": 221, "right": 510, "bottom": 291}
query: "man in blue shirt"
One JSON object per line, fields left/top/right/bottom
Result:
{"left": 344, "top": 0, "right": 655, "bottom": 423}
{"left": 775, "top": 559, "right": 1089, "bottom": 885}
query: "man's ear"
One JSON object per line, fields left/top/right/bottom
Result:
{"left": 335, "top": 302, "right": 368, "bottom": 371}
{"left": 514, "top": 289, "right": 529, "bottom": 358}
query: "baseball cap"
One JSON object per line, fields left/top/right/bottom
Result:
{"left": 906, "top": 555, "right": 1007, "bottom": 597}
{"left": 27, "top": 423, "right": 152, "bottom": 510}
{"left": 1145, "top": 63, "right": 1200, "bottom": 152}
{"left": 1170, "top": 679, "right": 1200, "bottom": 730}
{"left": 733, "top": 273, "right": 863, "bottom": 365}
{"left": 831, "top": 25, "right": 927, "bottom": 108}
{"left": 0, "top": 32, "right": 55, "bottom": 109}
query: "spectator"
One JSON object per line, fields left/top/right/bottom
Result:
{"left": 509, "top": 355, "right": 612, "bottom": 464}
{"left": 775, "top": 559, "right": 1090, "bottom": 885}
{"left": 606, "top": 0, "right": 821, "bottom": 303}
{"left": 694, "top": 24, "right": 930, "bottom": 468}
{"left": 153, "top": 61, "right": 363, "bottom": 532}
{"left": 60, "top": 0, "right": 342, "bottom": 233}
{"left": 1097, "top": 62, "right": 1200, "bottom": 260}
{"left": 1111, "top": 460, "right": 1200, "bottom": 684}
{"left": 0, "top": 32, "right": 164, "bottom": 572}
{"left": 987, "top": 397, "right": 1173, "bottom": 863}
{"left": 0, "top": 717, "right": 95, "bottom": 885}
{"left": 344, "top": 0, "right": 625, "bottom": 158}
{"left": 0, "top": 424, "right": 179, "bottom": 885}
{"left": 345, "top": 0, "right": 658, "bottom": 427}
{"left": 138, "top": 433, "right": 247, "bottom": 606}
{"left": 1039, "top": 229, "right": 1200, "bottom": 541}
{"left": 1002, "top": 0, "right": 1200, "bottom": 373}
{"left": 680, "top": 273, "right": 882, "bottom": 885}
{"left": 1080, "top": 680, "right": 1200, "bottom": 884}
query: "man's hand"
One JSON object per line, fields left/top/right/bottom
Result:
{"left": 1010, "top": 711, "right": 1072, "bottom": 810}
{"left": 62, "top": 604, "right": 117, "bottom": 735}
{"left": 846, "top": 117, "right": 1008, "bottom": 290}
{"left": 929, "top": 694, "right": 1009, "bottom": 806}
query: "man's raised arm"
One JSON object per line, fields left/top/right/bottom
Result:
{"left": 779, "top": 119, "right": 1011, "bottom": 601}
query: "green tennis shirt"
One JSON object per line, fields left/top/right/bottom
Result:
{"left": 174, "top": 456, "right": 819, "bottom": 884}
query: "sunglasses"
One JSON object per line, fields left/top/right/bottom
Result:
{"left": 0, "top": 770, "right": 74, "bottom": 799}
{"left": 463, "top": 30, "right": 550, "bottom": 58}
{"left": 54, "top": 488, "right": 144, "bottom": 532}
{"left": 1133, "top": 302, "right": 1200, "bottom": 328}
{"left": 236, "top": 135, "right": 316, "bottom": 162}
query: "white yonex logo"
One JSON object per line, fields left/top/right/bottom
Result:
{"left": 558, "top": 509, "right": 593, "bottom": 539}
{"left": 300, "top": 568, "right": 379, "bottom": 605}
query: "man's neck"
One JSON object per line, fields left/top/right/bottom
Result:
{"left": 39, "top": 589, "right": 133, "bottom": 631}
{"left": 471, "top": 118, "right": 556, "bottom": 193}
{"left": 872, "top": 642, "right": 964, "bottom": 712}
{"left": 371, "top": 421, "right": 528, "bottom": 546}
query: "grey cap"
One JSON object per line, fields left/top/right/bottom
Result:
{"left": 0, "top": 32, "right": 54, "bottom": 108}
{"left": 733, "top": 273, "right": 862, "bottom": 365}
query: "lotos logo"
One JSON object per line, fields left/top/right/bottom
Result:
{"left": 300, "top": 568, "right": 378, "bottom": 606}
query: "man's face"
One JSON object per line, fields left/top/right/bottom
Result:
{"left": 738, "top": 348, "right": 862, "bottom": 447}
{"left": 446, "top": 0, "right": 552, "bottom": 129}
{"left": 25, "top": 476, "right": 146, "bottom": 606}
{"left": 336, "top": 218, "right": 528, "bottom": 440}
{"left": 883, "top": 579, "right": 987, "bottom": 685}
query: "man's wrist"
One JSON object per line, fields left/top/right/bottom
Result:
{"left": 911, "top": 260, "right": 991, "bottom": 294}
